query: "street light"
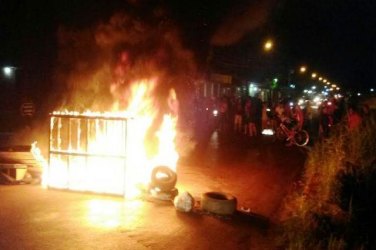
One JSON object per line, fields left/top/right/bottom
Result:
{"left": 2, "top": 66, "right": 16, "bottom": 78}
{"left": 299, "top": 66, "right": 307, "bottom": 73}
{"left": 311, "top": 73, "right": 317, "bottom": 78}
{"left": 263, "top": 40, "right": 273, "bottom": 52}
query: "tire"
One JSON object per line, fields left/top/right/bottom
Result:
{"left": 275, "top": 127, "right": 286, "bottom": 141}
{"left": 150, "top": 166, "right": 177, "bottom": 192}
{"left": 201, "top": 192, "right": 237, "bottom": 215}
{"left": 294, "top": 130, "right": 309, "bottom": 146}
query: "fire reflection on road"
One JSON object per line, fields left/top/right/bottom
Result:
{"left": 86, "top": 199, "right": 143, "bottom": 229}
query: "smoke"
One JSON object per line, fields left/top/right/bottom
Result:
{"left": 50, "top": 7, "right": 198, "bottom": 113}
{"left": 210, "top": 0, "right": 276, "bottom": 46}
{"left": 39, "top": 6, "right": 199, "bottom": 157}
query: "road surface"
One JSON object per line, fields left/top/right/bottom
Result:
{"left": 0, "top": 131, "right": 307, "bottom": 249}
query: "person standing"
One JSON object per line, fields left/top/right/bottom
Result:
{"left": 233, "top": 98, "right": 243, "bottom": 133}
{"left": 275, "top": 102, "right": 285, "bottom": 123}
{"left": 253, "top": 95, "right": 263, "bottom": 136}
{"left": 293, "top": 104, "right": 304, "bottom": 130}
{"left": 244, "top": 98, "right": 257, "bottom": 137}
{"left": 304, "top": 101, "right": 314, "bottom": 135}
{"left": 218, "top": 96, "right": 229, "bottom": 133}
{"left": 319, "top": 104, "right": 332, "bottom": 138}
{"left": 243, "top": 98, "right": 251, "bottom": 135}
{"left": 261, "top": 102, "right": 269, "bottom": 130}
{"left": 347, "top": 106, "right": 362, "bottom": 131}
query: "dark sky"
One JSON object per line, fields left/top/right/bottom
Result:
{"left": 1, "top": 0, "right": 375, "bottom": 91}
{"left": 274, "top": 0, "right": 376, "bottom": 91}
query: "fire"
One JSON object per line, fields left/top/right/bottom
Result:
{"left": 45, "top": 79, "right": 179, "bottom": 198}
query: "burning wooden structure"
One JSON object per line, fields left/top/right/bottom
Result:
{"left": 46, "top": 80, "right": 180, "bottom": 198}
{"left": 47, "top": 112, "right": 132, "bottom": 196}
{"left": 47, "top": 110, "right": 179, "bottom": 198}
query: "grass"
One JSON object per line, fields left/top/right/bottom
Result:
{"left": 276, "top": 111, "right": 376, "bottom": 249}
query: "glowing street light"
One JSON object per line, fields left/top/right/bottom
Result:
{"left": 263, "top": 40, "right": 273, "bottom": 51}
{"left": 3, "top": 67, "right": 12, "bottom": 75}
{"left": 311, "top": 73, "right": 317, "bottom": 78}
{"left": 319, "top": 77, "right": 323, "bottom": 81}
{"left": 2, "top": 66, "right": 16, "bottom": 78}
{"left": 299, "top": 66, "right": 307, "bottom": 73}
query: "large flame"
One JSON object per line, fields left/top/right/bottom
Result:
{"left": 46, "top": 79, "right": 179, "bottom": 198}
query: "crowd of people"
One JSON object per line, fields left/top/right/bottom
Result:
{"left": 193, "top": 94, "right": 371, "bottom": 143}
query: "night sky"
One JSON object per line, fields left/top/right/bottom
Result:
{"left": 1, "top": 0, "right": 375, "bottom": 93}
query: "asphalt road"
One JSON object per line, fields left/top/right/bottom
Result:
{"left": 0, "top": 130, "right": 307, "bottom": 250}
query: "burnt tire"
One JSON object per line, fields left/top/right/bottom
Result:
{"left": 150, "top": 166, "right": 177, "bottom": 192}
{"left": 201, "top": 192, "right": 237, "bottom": 215}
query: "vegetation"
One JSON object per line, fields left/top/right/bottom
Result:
{"left": 277, "top": 112, "right": 376, "bottom": 249}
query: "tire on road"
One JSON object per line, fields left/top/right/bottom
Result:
{"left": 150, "top": 166, "right": 177, "bottom": 192}
{"left": 201, "top": 192, "right": 237, "bottom": 215}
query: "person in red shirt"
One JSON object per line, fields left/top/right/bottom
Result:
{"left": 347, "top": 106, "right": 362, "bottom": 131}
{"left": 292, "top": 104, "right": 304, "bottom": 130}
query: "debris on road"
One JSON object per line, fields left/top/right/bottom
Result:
{"left": 0, "top": 144, "right": 43, "bottom": 185}
{"left": 149, "top": 187, "right": 178, "bottom": 201}
{"left": 173, "top": 191, "right": 194, "bottom": 212}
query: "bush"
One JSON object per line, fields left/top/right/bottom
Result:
{"left": 277, "top": 112, "right": 376, "bottom": 249}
